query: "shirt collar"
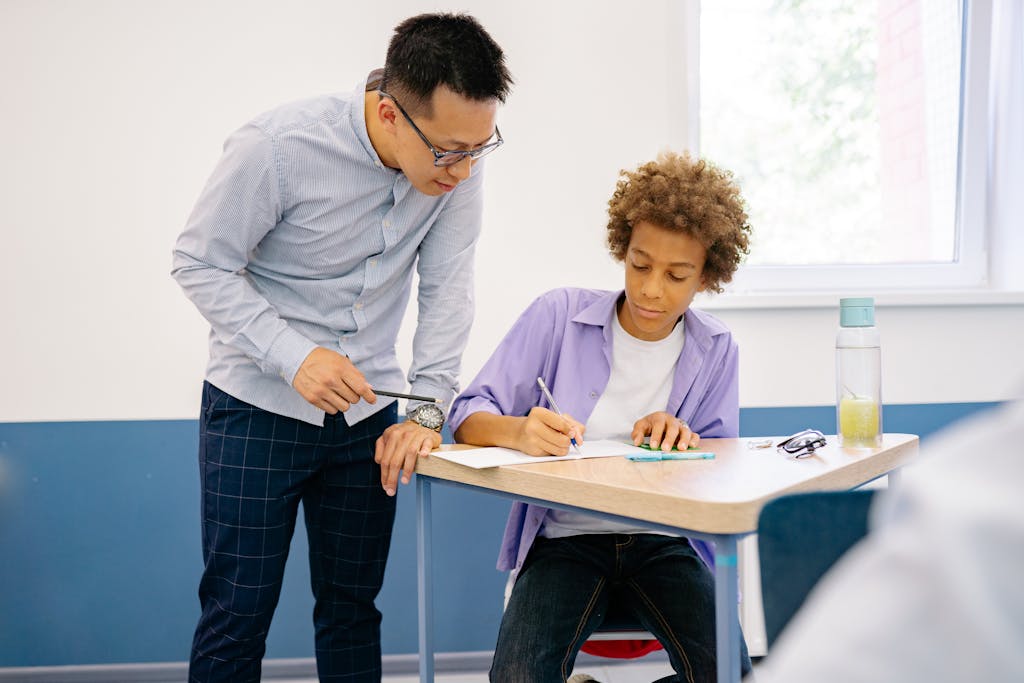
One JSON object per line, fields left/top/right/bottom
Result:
{"left": 571, "top": 289, "right": 622, "bottom": 327}
{"left": 570, "top": 288, "right": 729, "bottom": 351}
{"left": 351, "top": 69, "right": 395, "bottom": 171}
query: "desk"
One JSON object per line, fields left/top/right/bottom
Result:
{"left": 414, "top": 433, "right": 918, "bottom": 682}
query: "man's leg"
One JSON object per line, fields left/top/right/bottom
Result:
{"left": 490, "top": 536, "right": 614, "bottom": 683}
{"left": 620, "top": 535, "right": 752, "bottom": 683}
{"left": 189, "top": 382, "right": 317, "bottom": 683}
{"left": 303, "top": 405, "right": 398, "bottom": 682}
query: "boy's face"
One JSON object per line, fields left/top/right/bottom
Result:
{"left": 618, "top": 220, "right": 707, "bottom": 341}
{"left": 379, "top": 85, "right": 499, "bottom": 196}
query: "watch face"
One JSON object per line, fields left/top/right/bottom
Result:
{"left": 412, "top": 404, "right": 445, "bottom": 430}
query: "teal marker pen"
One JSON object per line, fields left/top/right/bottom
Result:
{"left": 627, "top": 451, "right": 715, "bottom": 462}
{"left": 660, "top": 451, "right": 714, "bottom": 460}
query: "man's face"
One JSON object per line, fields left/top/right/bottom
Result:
{"left": 383, "top": 86, "right": 499, "bottom": 196}
{"left": 618, "top": 220, "right": 708, "bottom": 341}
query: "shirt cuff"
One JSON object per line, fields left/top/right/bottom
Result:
{"left": 265, "top": 325, "right": 318, "bottom": 386}
{"left": 446, "top": 395, "right": 504, "bottom": 434}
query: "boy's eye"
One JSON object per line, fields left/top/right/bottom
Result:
{"left": 668, "top": 273, "right": 688, "bottom": 282}
{"left": 631, "top": 262, "right": 650, "bottom": 271}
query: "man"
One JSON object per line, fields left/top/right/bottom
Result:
{"left": 171, "top": 13, "right": 512, "bottom": 682}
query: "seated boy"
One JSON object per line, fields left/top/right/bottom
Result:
{"left": 448, "top": 151, "right": 753, "bottom": 683}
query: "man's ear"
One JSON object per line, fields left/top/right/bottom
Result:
{"left": 377, "top": 97, "right": 399, "bottom": 133}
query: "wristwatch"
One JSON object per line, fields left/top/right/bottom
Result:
{"left": 407, "top": 403, "right": 445, "bottom": 432}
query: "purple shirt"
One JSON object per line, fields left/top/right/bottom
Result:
{"left": 449, "top": 287, "right": 740, "bottom": 572}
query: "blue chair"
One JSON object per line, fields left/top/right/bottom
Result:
{"left": 757, "top": 490, "right": 877, "bottom": 648}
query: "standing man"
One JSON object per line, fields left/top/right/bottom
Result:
{"left": 171, "top": 13, "right": 512, "bottom": 682}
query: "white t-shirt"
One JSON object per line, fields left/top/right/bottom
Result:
{"left": 540, "top": 312, "right": 685, "bottom": 538}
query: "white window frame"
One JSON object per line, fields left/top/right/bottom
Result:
{"left": 687, "top": 0, "right": 992, "bottom": 295}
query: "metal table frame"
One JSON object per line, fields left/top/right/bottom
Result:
{"left": 415, "top": 477, "right": 746, "bottom": 683}
{"left": 413, "top": 433, "right": 917, "bottom": 682}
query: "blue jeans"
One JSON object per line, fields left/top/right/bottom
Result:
{"left": 490, "top": 534, "right": 752, "bottom": 683}
{"left": 190, "top": 382, "right": 398, "bottom": 683}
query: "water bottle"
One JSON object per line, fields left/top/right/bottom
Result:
{"left": 836, "top": 297, "right": 882, "bottom": 448}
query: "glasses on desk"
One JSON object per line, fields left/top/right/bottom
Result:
{"left": 777, "top": 429, "right": 827, "bottom": 458}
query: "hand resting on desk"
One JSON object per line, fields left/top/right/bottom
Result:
{"left": 632, "top": 410, "right": 700, "bottom": 451}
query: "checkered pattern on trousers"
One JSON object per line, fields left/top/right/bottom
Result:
{"left": 190, "top": 382, "right": 398, "bottom": 683}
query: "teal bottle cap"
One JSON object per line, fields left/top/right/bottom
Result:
{"left": 839, "top": 297, "right": 875, "bottom": 327}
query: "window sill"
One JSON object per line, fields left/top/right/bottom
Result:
{"left": 695, "top": 288, "right": 1024, "bottom": 311}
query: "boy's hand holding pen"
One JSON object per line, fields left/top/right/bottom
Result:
{"left": 515, "top": 377, "right": 585, "bottom": 457}
{"left": 518, "top": 407, "right": 585, "bottom": 457}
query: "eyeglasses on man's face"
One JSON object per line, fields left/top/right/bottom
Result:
{"left": 776, "top": 429, "right": 827, "bottom": 458}
{"left": 378, "top": 90, "right": 503, "bottom": 167}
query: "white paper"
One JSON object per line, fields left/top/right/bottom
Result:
{"left": 430, "top": 439, "right": 647, "bottom": 469}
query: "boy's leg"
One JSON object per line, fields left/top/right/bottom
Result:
{"left": 619, "top": 535, "right": 752, "bottom": 683}
{"left": 489, "top": 536, "right": 613, "bottom": 683}
{"left": 303, "top": 405, "right": 398, "bottom": 682}
{"left": 189, "top": 382, "right": 315, "bottom": 683}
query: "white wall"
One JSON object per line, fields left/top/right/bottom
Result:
{"left": 1, "top": 0, "right": 1021, "bottom": 423}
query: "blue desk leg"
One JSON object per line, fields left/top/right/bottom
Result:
{"left": 417, "top": 476, "right": 434, "bottom": 683}
{"left": 714, "top": 535, "right": 741, "bottom": 683}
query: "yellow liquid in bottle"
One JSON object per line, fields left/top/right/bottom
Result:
{"left": 839, "top": 397, "right": 879, "bottom": 446}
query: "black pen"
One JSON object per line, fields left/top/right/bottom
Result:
{"left": 373, "top": 389, "right": 441, "bottom": 404}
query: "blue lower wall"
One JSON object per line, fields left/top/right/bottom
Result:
{"left": 0, "top": 402, "right": 999, "bottom": 667}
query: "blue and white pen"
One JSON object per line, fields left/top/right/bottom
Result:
{"left": 535, "top": 377, "right": 582, "bottom": 455}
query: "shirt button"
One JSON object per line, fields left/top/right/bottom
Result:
{"left": 369, "top": 259, "right": 378, "bottom": 266}
{"left": 383, "top": 219, "right": 391, "bottom": 228}
{"left": 589, "top": 391, "right": 598, "bottom": 399}
{"left": 355, "top": 303, "right": 363, "bottom": 310}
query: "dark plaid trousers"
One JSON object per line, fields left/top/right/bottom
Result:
{"left": 189, "top": 382, "right": 398, "bottom": 683}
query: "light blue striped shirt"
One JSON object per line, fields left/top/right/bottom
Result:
{"left": 172, "top": 76, "right": 484, "bottom": 426}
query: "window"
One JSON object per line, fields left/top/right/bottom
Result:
{"left": 697, "top": 0, "right": 989, "bottom": 292}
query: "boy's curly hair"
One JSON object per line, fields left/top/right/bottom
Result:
{"left": 606, "top": 151, "right": 751, "bottom": 294}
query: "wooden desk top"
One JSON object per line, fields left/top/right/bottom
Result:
{"left": 415, "top": 434, "right": 918, "bottom": 534}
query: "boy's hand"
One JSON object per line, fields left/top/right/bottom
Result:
{"left": 518, "top": 407, "right": 585, "bottom": 456}
{"left": 633, "top": 412, "right": 699, "bottom": 451}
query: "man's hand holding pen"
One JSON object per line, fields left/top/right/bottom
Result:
{"left": 292, "top": 347, "right": 376, "bottom": 414}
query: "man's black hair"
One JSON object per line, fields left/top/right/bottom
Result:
{"left": 381, "top": 13, "right": 513, "bottom": 116}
